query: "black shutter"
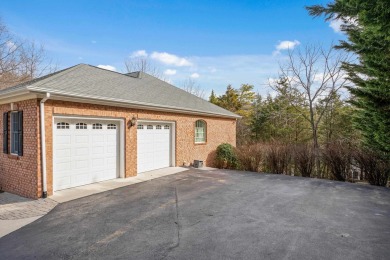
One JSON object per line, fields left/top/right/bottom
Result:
{"left": 3, "top": 112, "right": 8, "bottom": 154}
{"left": 17, "top": 111, "right": 23, "bottom": 156}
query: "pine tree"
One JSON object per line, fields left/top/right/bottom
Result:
{"left": 307, "top": 0, "right": 390, "bottom": 157}
{"left": 209, "top": 90, "right": 218, "bottom": 105}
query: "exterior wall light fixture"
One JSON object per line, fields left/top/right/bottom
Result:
{"left": 129, "top": 116, "right": 137, "bottom": 127}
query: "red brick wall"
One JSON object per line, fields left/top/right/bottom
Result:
{"left": 45, "top": 100, "right": 236, "bottom": 196}
{"left": 0, "top": 99, "right": 40, "bottom": 199}
{"left": 1, "top": 99, "right": 236, "bottom": 198}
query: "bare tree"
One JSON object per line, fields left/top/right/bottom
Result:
{"left": 277, "top": 45, "right": 349, "bottom": 149}
{"left": 124, "top": 57, "right": 164, "bottom": 79}
{"left": 0, "top": 19, "right": 57, "bottom": 89}
{"left": 181, "top": 78, "right": 205, "bottom": 99}
{"left": 276, "top": 44, "right": 350, "bottom": 176}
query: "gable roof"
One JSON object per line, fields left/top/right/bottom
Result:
{"left": 0, "top": 64, "right": 240, "bottom": 119}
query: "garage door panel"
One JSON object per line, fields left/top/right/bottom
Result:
{"left": 53, "top": 119, "right": 119, "bottom": 191}
{"left": 72, "top": 173, "right": 90, "bottom": 185}
{"left": 55, "top": 176, "right": 71, "bottom": 189}
{"left": 137, "top": 122, "right": 171, "bottom": 174}
{"left": 92, "top": 134, "right": 105, "bottom": 143}
{"left": 56, "top": 162, "right": 72, "bottom": 173}
{"left": 106, "top": 157, "right": 117, "bottom": 167}
{"left": 107, "top": 145, "right": 117, "bottom": 155}
{"left": 75, "top": 135, "right": 89, "bottom": 144}
{"left": 91, "top": 146, "right": 105, "bottom": 155}
{"left": 107, "top": 134, "right": 117, "bottom": 142}
{"left": 74, "top": 159, "right": 89, "bottom": 170}
{"left": 56, "top": 135, "right": 71, "bottom": 144}
{"left": 91, "top": 158, "right": 105, "bottom": 168}
{"left": 75, "top": 147, "right": 89, "bottom": 156}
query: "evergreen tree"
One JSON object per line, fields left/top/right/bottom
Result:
{"left": 217, "top": 85, "right": 241, "bottom": 112}
{"left": 209, "top": 90, "right": 219, "bottom": 105}
{"left": 307, "top": 0, "right": 390, "bottom": 157}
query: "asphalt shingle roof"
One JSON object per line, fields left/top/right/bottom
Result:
{"left": 0, "top": 64, "right": 239, "bottom": 118}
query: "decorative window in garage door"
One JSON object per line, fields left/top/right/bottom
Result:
{"left": 57, "top": 122, "right": 70, "bottom": 129}
{"left": 164, "top": 125, "right": 170, "bottom": 129}
{"left": 107, "top": 124, "right": 117, "bottom": 129}
{"left": 195, "top": 120, "right": 206, "bottom": 143}
{"left": 93, "top": 123, "right": 103, "bottom": 129}
{"left": 76, "top": 123, "right": 87, "bottom": 129}
{"left": 156, "top": 125, "right": 162, "bottom": 130}
{"left": 147, "top": 125, "right": 153, "bottom": 130}
{"left": 137, "top": 124, "right": 144, "bottom": 129}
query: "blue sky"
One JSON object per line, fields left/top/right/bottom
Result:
{"left": 0, "top": 0, "right": 344, "bottom": 96}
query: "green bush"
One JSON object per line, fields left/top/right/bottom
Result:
{"left": 216, "top": 143, "right": 239, "bottom": 169}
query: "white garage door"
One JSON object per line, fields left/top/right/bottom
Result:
{"left": 137, "top": 123, "right": 171, "bottom": 173}
{"left": 53, "top": 118, "right": 119, "bottom": 191}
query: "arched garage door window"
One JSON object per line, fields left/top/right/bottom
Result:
{"left": 195, "top": 120, "right": 206, "bottom": 143}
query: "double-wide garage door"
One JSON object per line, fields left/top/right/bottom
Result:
{"left": 53, "top": 118, "right": 119, "bottom": 191}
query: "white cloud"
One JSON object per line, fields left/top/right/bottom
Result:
{"left": 329, "top": 19, "right": 343, "bottom": 33}
{"left": 209, "top": 67, "right": 217, "bottom": 73}
{"left": 6, "top": 41, "right": 17, "bottom": 51}
{"left": 150, "top": 51, "right": 192, "bottom": 67}
{"left": 164, "top": 69, "right": 177, "bottom": 75}
{"left": 329, "top": 17, "right": 359, "bottom": 34}
{"left": 130, "top": 50, "right": 148, "bottom": 58}
{"left": 190, "top": 73, "right": 200, "bottom": 78}
{"left": 276, "top": 40, "right": 301, "bottom": 51}
{"left": 314, "top": 73, "right": 324, "bottom": 82}
{"left": 273, "top": 40, "right": 301, "bottom": 55}
{"left": 97, "top": 65, "right": 116, "bottom": 71}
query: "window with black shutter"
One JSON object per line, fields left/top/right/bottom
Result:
{"left": 3, "top": 112, "right": 8, "bottom": 154}
{"left": 10, "top": 111, "right": 23, "bottom": 156}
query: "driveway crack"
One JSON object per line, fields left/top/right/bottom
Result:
{"left": 161, "top": 186, "right": 181, "bottom": 260}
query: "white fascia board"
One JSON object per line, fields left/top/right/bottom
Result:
{"left": 30, "top": 88, "right": 241, "bottom": 119}
{"left": 0, "top": 89, "right": 37, "bottom": 104}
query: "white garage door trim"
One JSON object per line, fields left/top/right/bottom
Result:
{"left": 53, "top": 115, "right": 125, "bottom": 191}
{"left": 137, "top": 120, "right": 175, "bottom": 173}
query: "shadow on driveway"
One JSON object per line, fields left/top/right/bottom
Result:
{"left": 0, "top": 169, "right": 389, "bottom": 259}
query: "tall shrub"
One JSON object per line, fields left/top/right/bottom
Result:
{"left": 294, "top": 144, "right": 315, "bottom": 177}
{"left": 265, "top": 143, "right": 291, "bottom": 174}
{"left": 322, "top": 142, "right": 352, "bottom": 181}
{"left": 216, "top": 143, "right": 238, "bottom": 169}
{"left": 235, "top": 143, "right": 264, "bottom": 172}
{"left": 354, "top": 149, "right": 390, "bottom": 187}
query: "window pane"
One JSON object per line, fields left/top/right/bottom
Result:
{"left": 57, "top": 122, "right": 69, "bottom": 129}
{"left": 93, "top": 123, "right": 103, "bottom": 129}
{"left": 76, "top": 123, "right": 87, "bottom": 129}
{"left": 107, "top": 124, "right": 116, "bottom": 129}
{"left": 195, "top": 120, "right": 206, "bottom": 143}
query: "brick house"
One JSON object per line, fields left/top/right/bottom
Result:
{"left": 0, "top": 64, "right": 238, "bottom": 199}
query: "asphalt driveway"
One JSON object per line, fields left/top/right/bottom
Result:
{"left": 1, "top": 169, "right": 389, "bottom": 259}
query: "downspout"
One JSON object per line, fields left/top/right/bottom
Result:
{"left": 40, "top": 93, "right": 50, "bottom": 198}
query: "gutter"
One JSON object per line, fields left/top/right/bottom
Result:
{"left": 40, "top": 93, "right": 50, "bottom": 198}
{"left": 27, "top": 88, "right": 241, "bottom": 119}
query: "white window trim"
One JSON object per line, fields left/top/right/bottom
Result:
{"left": 195, "top": 120, "right": 206, "bottom": 144}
